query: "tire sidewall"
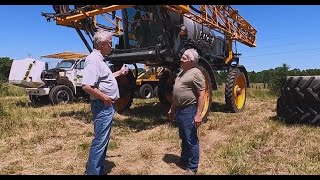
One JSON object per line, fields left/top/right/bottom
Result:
{"left": 49, "top": 85, "right": 74, "bottom": 105}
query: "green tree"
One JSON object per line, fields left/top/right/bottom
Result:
{"left": 0, "top": 57, "right": 13, "bottom": 82}
{"left": 216, "top": 70, "right": 227, "bottom": 85}
{"left": 269, "top": 63, "right": 290, "bottom": 95}
{"left": 0, "top": 57, "right": 13, "bottom": 96}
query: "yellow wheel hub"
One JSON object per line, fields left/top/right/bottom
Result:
{"left": 201, "top": 72, "right": 210, "bottom": 119}
{"left": 198, "top": 66, "right": 212, "bottom": 120}
{"left": 233, "top": 74, "right": 246, "bottom": 110}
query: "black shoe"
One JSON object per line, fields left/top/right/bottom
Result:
{"left": 178, "top": 158, "right": 188, "bottom": 170}
{"left": 178, "top": 161, "right": 187, "bottom": 170}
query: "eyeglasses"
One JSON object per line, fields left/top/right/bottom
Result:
{"left": 106, "top": 41, "right": 112, "bottom": 47}
{"left": 103, "top": 41, "right": 112, "bottom": 47}
{"left": 180, "top": 54, "right": 191, "bottom": 62}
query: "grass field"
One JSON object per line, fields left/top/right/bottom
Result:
{"left": 0, "top": 84, "right": 319, "bottom": 175}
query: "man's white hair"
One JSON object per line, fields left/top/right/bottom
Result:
{"left": 93, "top": 29, "right": 113, "bottom": 48}
{"left": 183, "top": 48, "right": 199, "bottom": 65}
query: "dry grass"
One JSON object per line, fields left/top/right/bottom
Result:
{"left": 0, "top": 86, "right": 319, "bottom": 175}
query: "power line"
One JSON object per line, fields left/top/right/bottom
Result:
{"left": 241, "top": 47, "right": 320, "bottom": 58}
{"left": 255, "top": 40, "right": 313, "bottom": 50}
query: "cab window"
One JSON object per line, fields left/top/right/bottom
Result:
{"left": 75, "top": 60, "right": 85, "bottom": 69}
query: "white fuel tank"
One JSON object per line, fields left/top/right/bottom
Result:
{"left": 9, "top": 58, "right": 46, "bottom": 88}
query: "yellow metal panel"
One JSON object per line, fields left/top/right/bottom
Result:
{"left": 55, "top": 5, "right": 133, "bottom": 25}
{"left": 41, "top": 52, "right": 88, "bottom": 60}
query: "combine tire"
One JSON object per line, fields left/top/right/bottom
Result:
{"left": 158, "top": 69, "right": 174, "bottom": 104}
{"left": 115, "top": 70, "right": 135, "bottom": 113}
{"left": 139, "top": 84, "right": 153, "bottom": 99}
{"left": 154, "top": 86, "right": 159, "bottom": 97}
{"left": 225, "top": 68, "right": 247, "bottom": 112}
{"left": 49, "top": 85, "right": 74, "bottom": 105}
{"left": 276, "top": 76, "right": 320, "bottom": 125}
{"left": 198, "top": 65, "right": 213, "bottom": 122}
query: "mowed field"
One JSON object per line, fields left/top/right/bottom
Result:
{"left": 0, "top": 84, "right": 319, "bottom": 175}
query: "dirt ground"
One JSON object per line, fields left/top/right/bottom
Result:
{"left": 1, "top": 97, "right": 319, "bottom": 175}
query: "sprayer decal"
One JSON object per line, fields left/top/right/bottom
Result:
{"left": 23, "top": 61, "right": 35, "bottom": 81}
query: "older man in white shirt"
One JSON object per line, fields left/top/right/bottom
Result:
{"left": 82, "top": 30, "right": 128, "bottom": 175}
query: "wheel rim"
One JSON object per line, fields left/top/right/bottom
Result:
{"left": 57, "top": 90, "right": 69, "bottom": 103}
{"left": 144, "top": 88, "right": 152, "bottom": 98}
{"left": 233, "top": 73, "right": 246, "bottom": 110}
{"left": 115, "top": 74, "right": 133, "bottom": 113}
{"left": 115, "top": 94, "right": 131, "bottom": 113}
{"left": 201, "top": 70, "right": 211, "bottom": 119}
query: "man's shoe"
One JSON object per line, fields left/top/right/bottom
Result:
{"left": 178, "top": 161, "right": 187, "bottom": 170}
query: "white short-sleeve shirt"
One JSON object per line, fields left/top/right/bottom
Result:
{"left": 82, "top": 49, "right": 120, "bottom": 101}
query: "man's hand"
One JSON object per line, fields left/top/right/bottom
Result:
{"left": 120, "top": 64, "right": 128, "bottom": 75}
{"left": 103, "top": 96, "right": 113, "bottom": 106}
{"left": 194, "top": 115, "right": 202, "bottom": 128}
{"left": 168, "top": 109, "right": 175, "bottom": 121}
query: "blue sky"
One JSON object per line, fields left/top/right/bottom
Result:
{"left": 1, "top": 5, "right": 320, "bottom": 72}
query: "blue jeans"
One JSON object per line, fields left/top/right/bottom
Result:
{"left": 175, "top": 104, "right": 199, "bottom": 172}
{"left": 86, "top": 100, "right": 115, "bottom": 175}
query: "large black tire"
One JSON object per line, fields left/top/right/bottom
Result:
{"left": 158, "top": 69, "right": 173, "bottom": 104}
{"left": 154, "top": 86, "right": 159, "bottom": 97}
{"left": 276, "top": 76, "right": 320, "bottom": 125}
{"left": 49, "top": 85, "right": 74, "bottom": 105}
{"left": 197, "top": 65, "right": 213, "bottom": 122}
{"left": 115, "top": 70, "right": 135, "bottom": 113}
{"left": 139, "top": 84, "right": 154, "bottom": 99}
{"left": 29, "top": 95, "right": 50, "bottom": 106}
{"left": 225, "top": 68, "right": 247, "bottom": 113}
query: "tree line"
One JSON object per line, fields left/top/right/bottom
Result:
{"left": 1, "top": 57, "right": 320, "bottom": 95}
{"left": 216, "top": 64, "right": 320, "bottom": 95}
{"left": 0, "top": 57, "right": 13, "bottom": 82}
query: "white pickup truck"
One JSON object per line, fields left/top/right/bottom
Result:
{"left": 9, "top": 52, "right": 89, "bottom": 105}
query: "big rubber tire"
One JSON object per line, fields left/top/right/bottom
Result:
{"left": 139, "top": 84, "right": 154, "bottom": 99}
{"left": 225, "top": 68, "right": 247, "bottom": 113}
{"left": 276, "top": 76, "right": 320, "bottom": 125}
{"left": 115, "top": 70, "right": 135, "bottom": 113}
{"left": 49, "top": 85, "right": 74, "bottom": 105}
{"left": 197, "top": 65, "right": 213, "bottom": 122}
{"left": 153, "top": 86, "right": 159, "bottom": 97}
{"left": 158, "top": 69, "right": 174, "bottom": 104}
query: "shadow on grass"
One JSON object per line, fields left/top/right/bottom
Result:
{"left": 210, "top": 101, "right": 229, "bottom": 113}
{"left": 270, "top": 115, "right": 286, "bottom": 124}
{"left": 269, "top": 115, "right": 320, "bottom": 127}
{"left": 49, "top": 102, "right": 171, "bottom": 131}
{"left": 52, "top": 110, "right": 92, "bottom": 123}
{"left": 162, "top": 154, "right": 185, "bottom": 170}
{"left": 14, "top": 98, "right": 89, "bottom": 108}
{"left": 48, "top": 101, "right": 228, "bottom": 131}
{"left": 104, "top": 160, "right": 116, "bottom": 175}
{"left": 14, "top": 100, "right": 48, "bottom": 108}
{"left": 113, "top": 102, "right": 172, "bottom": 132}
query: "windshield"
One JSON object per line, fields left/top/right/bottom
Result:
{"left": 126, "top": 6, "right": 163, "bottom": 48}
{"left": 56, "top": 60, "right": 76, "bottom": 69}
